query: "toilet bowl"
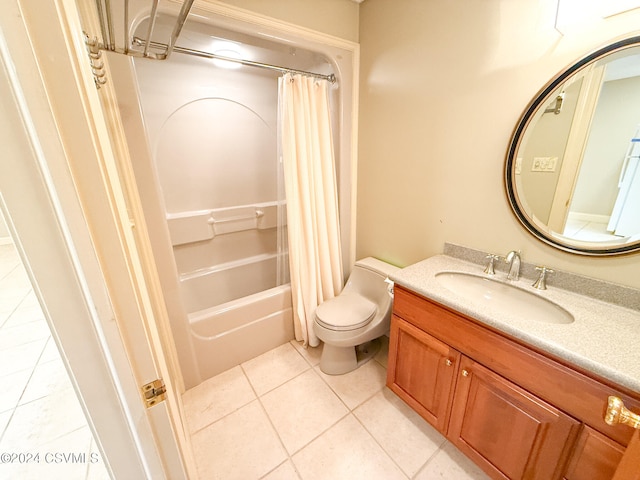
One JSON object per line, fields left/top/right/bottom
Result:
{"left": 313, "top": 257, "right": 399, "bottom": 375}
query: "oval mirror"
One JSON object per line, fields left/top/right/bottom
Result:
{"left": 506, "top": 35, "right": 640, "bottom": 255}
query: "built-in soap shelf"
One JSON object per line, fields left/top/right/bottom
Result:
{"left": 166, "top": 202, "right": 286, "bottom": 246}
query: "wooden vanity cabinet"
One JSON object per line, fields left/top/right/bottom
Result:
{"left": 387, "top": 285, "right": 639, "bottom": 480}
{"left": 387, "top": 317, "right": 459, "bottom": 432}
{"left": 448, "top": 356, "right": 578, "bottom": 480}
{"left": 388, "top": 313, "right": 578, "bottom": 480}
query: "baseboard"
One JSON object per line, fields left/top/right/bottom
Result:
{"left": 567, "top": 211, "right": 610, "bottom": 225}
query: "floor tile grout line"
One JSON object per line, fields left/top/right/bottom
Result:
{"left": 252, "top": 346, "right": 394, "bottom": 476}
{"left": 0, "top": 288, "right": 32, "bottom": 330}
{"left": 82, "top": 430, "right": 95, "bottom": 480}
{"left": 41, "top": 425, "right": 93, "bottom": 451}
{"left": 241, "top": 353, "right": 310, "bottom": 480}
{"left": 307, "top": 365, "right": 354, "bottom": 413}
{"left": 0, "top": 323, "right": 52, "bottom": 355}
{"left": 239, "top": 349, "right": 314, "bottom": 398}
{"left": 254, "top": 387, "right": 304, "bottom": 477}
{"left": 185, "top": 397, "right": 257, "bottom": 437}
{"left": 288, "top": 339, "right": 320, "bottom": 368}
{"left": 185, "top": 352, "right": 316, "bottom": 435}
{"left": 350, "top": 405, "right": 412, "bottom": 479}
{"left": 0, "top": 337, "right": 50, "bottom": 380}
{"left": 240, "top": 346, "right": 364, "bottom": 478}
{"left": 257, "top": 458, "right": 301, "bottom": 480}
{"left": 0, "top": 244, "right": 108, "bottom": 477}
{"left": 0, "top": 333, "right": 51, "bottom": 446}
{"left": 309, "top": 355, "right": 389, "bottom": 414}
{"left": 0, "top": 259, "right": 22, "bottom": 283}
{"left": 410, "top": 439, "right": 451, "bottom": 480}
{"left": 0, "top": 409, "right": 17, "bottom": 445}
{"left": 184, "top": 372, "right": 259, "bottom": 437}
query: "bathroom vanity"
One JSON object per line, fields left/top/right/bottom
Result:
{"left": 387, "top": 252, "right": 640, "bottom": 480}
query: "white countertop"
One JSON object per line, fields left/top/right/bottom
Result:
{"left": 391, "top": 255, "right": 640, "bottom": 394}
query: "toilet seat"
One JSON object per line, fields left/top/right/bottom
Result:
{"left": 314, "top": 293, "right": 377, "bottom": 331}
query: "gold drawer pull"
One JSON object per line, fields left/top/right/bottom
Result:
{"left": 604, "top": 396, "right": 640, "bottom": 430}
{"left": 461, "top": 369, "right": 470, "bottom": 377}
{"left": 445, "top": 359, "right": 453, "bottom": 367}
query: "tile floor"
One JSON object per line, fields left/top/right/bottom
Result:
{"left": 184, "top": 338, "right": 491, "bottom": 480}
{"left": 0, "top": 240, "right": 491, "bottom": 480}
{"left": 0, "top": 243, "right": 108, "bottom": 480}
{"left": 563, "top": 218, "right": 621, "bottom": 242}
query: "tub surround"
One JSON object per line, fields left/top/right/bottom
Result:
{"left": 391, "top": 243, "right": 640, "bottom": 394}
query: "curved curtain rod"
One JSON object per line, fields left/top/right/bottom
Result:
{"left": 131, "top": 37, "right": 337, "bottom": 84}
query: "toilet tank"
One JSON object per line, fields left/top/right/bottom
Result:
{"left": 343, "top": 257, "right": 399, "bottom": 303}
{"left": 354, "top": 257, "right": 400, "bottom": 277}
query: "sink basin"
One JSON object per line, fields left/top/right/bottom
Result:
{"left": 435, "top": 272, "right": 574, "bottom": 324}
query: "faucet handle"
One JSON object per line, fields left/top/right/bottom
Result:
{"left": 484, "top": 254, "right": 500, "bottom": 275}
{"left": 532, "top": 266, "right": 554, "bottom": 290}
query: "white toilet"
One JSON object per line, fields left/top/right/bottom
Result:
{"left": 313, "top": 257, "right": 399, "bottom": 375}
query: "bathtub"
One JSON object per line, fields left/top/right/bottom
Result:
{"left": 189, "top": 284, "right": 293, "bottom": 379}
{"left": 172, "top": 209, "right": 293, "bottom": 379}
{"left": 179, "top": 253, "right": 285, "bottom": 311}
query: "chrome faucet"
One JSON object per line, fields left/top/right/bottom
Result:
{"left": 532, "top": 266, "right": 554, "bottom": 290}
{"left": 505, "top": 250, "right": 521, "bottom": 281}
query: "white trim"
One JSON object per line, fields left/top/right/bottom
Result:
{"left": 567, "top": 211, "right": 611, "bottom": 224}
{"left": 0, "top": 28, "right": 150, "bottom": 471}
{"left": 2, "top": 0, "right": 189, "bottom": 477}
{"left": 548, "top": 65, "right": 605, "bottom": 232}
{"left": 0, "top": 4, "right": 154, "bottom": 477}
{"left": 165, "top": 0, "right": 359, "bottom": 50}
{"left": 36, "top": 0, "right": 193, "bottom": 475}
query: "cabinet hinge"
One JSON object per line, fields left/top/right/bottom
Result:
{"left": 142, "top": 379, "right": 167, "bottom": 408}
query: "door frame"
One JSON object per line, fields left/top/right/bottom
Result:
{"left": 547, "top": 65, "right": 605, "bottom": 233}
{"left": 2, "top": 0, "right": 360, "bottom": 477}
{"left": 0, "top": 0, "right": 193, "bottom": 477}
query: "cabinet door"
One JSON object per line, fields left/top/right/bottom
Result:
{"left": 614, "top": 430, "right": 640, "bottom": 480}
{"left": 387, "top": 315, "right": 460, "bottom": 432}
{"left": 563, "top": 425, "right": 624, "bottom": 480}
{"left": 449, "top": 357, "right": 580, "bottom": 480}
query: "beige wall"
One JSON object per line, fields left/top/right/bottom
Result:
{"left": 218, "top": 0, "right": 360, "bottom": 42}
{"left": 356, "top": 0, "right": 640, "bottom": 289}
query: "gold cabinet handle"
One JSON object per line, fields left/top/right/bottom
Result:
{"left": 445, "top": 358, "right": 453, "bottom": 367}
{"left": 604, "top": 396, "right": 640, "bottom": 430}
{"left": 461, "top": 369, "right": 470, "bottom": 377}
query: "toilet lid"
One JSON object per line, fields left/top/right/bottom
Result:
{"left": 315, "top": 293, "right": 377, "bottom": 331}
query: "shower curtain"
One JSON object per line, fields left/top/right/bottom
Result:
{"left": 278, "top": 73, "right": 343, "bottom": 347}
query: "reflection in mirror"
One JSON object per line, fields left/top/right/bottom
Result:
{"left": 506, "top": 35, "right": 640, "bottom": 255}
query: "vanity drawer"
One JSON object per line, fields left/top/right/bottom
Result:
{"left": 393, "top": 285, "right": 640, "bottom": 446}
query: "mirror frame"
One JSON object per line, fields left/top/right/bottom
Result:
{"left": 505, "top": 34, "right": 640, "bottom": 256}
